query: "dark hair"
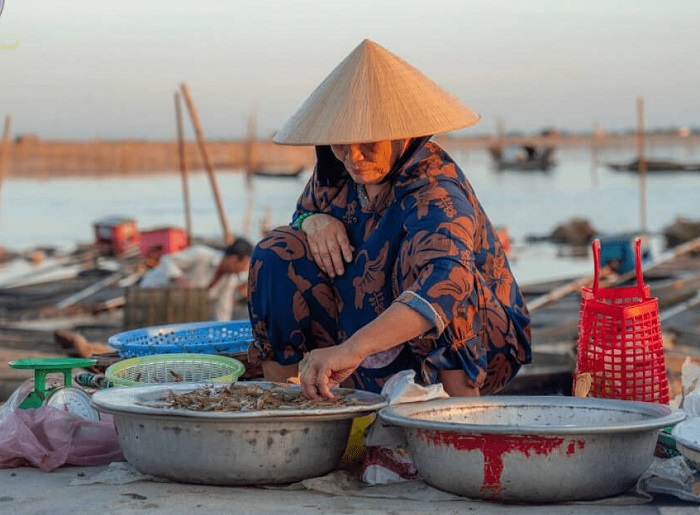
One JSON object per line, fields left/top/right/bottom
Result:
{"left": 224, "top": 237, "right": 253, "bottom": 257}
{"left": 315, "top": 145, "right": 349, "bottom": 187}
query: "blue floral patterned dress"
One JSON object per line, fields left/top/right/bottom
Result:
{"left": 247, "top": 140, "right": 531, "bottom": 394}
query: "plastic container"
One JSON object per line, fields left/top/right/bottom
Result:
{"left": 598, "top": 234, "right": 651, "bottom": 274}
{"left": 105, "top": 353, "right": 245, "bottom": 387}
{"left": 93, "top": 216, "right": 140, "bottom": 256}
{"left": 108, "top": 320, "right": 253, "bottom": 357}
{"left": 139, "top": 226, "right": 189, "bottom": 260}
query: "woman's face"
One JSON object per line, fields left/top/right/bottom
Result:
{"left": 330, "top": 139, "right": 409, "bottom": 184}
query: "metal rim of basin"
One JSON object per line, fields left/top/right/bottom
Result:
{"left": 378, "top": 395, "right": 686, "bottom": 435}
{"left": 672, "top": 418, "right": 700, "bottom": 467}
{"left": 92, "top": 381, "right": 387, "bottom": 421}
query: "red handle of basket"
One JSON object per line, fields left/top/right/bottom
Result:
{"left": 591, "top": 239, "right": 601, "bottom": 294}
{"left": 633, "top": 237, "right": 646, "bottom": 296}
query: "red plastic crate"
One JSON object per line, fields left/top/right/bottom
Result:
{"left": 140, "top": 227, "right": 189, "bottom": 259}
{"left": 93, "top": 217, "right": 140, "bottom": 256}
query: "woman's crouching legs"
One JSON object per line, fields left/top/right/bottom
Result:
{"left": 248, "top": 226, "right": 340, "bottom": 378}
{"left": 262, "top": 361, "right": 300, "bottom": 383}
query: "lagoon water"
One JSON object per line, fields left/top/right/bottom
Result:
{"left": 1, "top": 143, "right": 699, "bottom": 285}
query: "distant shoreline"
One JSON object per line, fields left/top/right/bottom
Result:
{"left": 3, "top": 133, "right": 699, "bottom": 179}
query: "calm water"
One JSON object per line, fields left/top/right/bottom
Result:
{"left": 1, "top": 143, "right": 699, "bottom": 284}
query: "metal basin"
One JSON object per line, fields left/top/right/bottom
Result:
{"left": 379, "top": 396, "right": 685, "bottom": 503}
{"left": 92, "top": 381, "right": 386, "bottom": 485}
{"left": 672, "top": 418, "right": 700, "bottom": 469}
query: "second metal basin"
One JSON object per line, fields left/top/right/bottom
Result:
{"left": 379, "top": 396, "right": 685, "bottom": 502}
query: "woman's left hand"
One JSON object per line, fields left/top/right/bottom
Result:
{"left": 299, "top": 344, "right": 364, "bottom": 400}
{"left": 301, "top": 213, "right": 354, "bottom": 278}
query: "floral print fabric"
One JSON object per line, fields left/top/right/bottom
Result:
{"left": 247, "top": 141, "right": 531, "bottom": 394}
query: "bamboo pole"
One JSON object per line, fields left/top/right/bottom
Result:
{"left": 179, "top": 83, "right": 233, "bottom": 245}
{"left": 527, "top": 235, "right": 700, "bottom": 312}
{"left": 527, "top": 266, "right": 611, "bottom": 313}
{"left": 260, "top": 205, "right": 272, "bottom": 238}
{"left": 244, "top": 110, "right": 257, "bottom": 179}
{"left": 241, "top": 111, "right": 256, "bottom": 236}
{"left": 0, "top": 115, "right": 11, "bottom": 219}
{"left": 590, "top": 122, "right": 601, "bottom": 189}
{"left": 241, "top": 185, "right": 255, "bottom": 237}
{"left": 613, "top": 235, "right": 700, "bottom": 286}
{"left": 54, "top": 271, "right": 124, "bottom": 310}
{"left": 637, "top": 97, "right": 648, "bottom": 234}
{"left": 660, "top": 290, "right": 700, "bottom": 323}
{"left": 174, "top": 92, "right": 193, "bottom": 245}
{"left": 496, "top": 117, "right": 505, "bottom": 149}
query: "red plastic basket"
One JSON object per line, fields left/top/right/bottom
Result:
{"left": 574, "top": 238, "right": 669, "bottom": 404}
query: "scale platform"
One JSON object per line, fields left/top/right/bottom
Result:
{"left": 8, "top": 357, "right": 100, "bottom": 419}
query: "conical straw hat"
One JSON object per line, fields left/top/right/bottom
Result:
{"left": 273, "top": 39, "right": 481, "bottom": 146}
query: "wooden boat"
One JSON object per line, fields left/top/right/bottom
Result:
{"left": 251, "top": 165, "right": 306, "bottom": 178}
{"left": 488, "top": 145, "right": 556, "bottom": 171}
{"left": 607, "top": 158, "right": 700, "bottom": 172}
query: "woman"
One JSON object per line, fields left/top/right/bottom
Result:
{"left": 248, "top": 39, "right": 531, "bottom": 400}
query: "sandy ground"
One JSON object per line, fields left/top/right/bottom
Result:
{"left": 0, "top": 464, "right": 698, "bottom": 515}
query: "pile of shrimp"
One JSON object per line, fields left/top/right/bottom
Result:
{"left": 147, "top": 383, "right": 361, "bottom": 412}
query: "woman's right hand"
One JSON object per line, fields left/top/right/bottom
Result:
{"left": 299, "top": 343, "right": 365, "bottom": 400}
{"left": 301, "top": 214, "right": 354, "bottom": 278}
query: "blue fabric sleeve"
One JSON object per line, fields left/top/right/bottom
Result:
{"left": 394, "top": 177, "right": 478, "bottom": 338}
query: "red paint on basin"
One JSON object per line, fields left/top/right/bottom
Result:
{"left": 418, "top": 430, "right": 586, "bottom": 494}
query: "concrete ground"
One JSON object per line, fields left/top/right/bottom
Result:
{"left": 0, "top": 465, "right": 697, "bottom": 515}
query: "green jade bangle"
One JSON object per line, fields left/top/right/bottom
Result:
{"left": 293, "top": 212, "right": 315, "bottom": 230}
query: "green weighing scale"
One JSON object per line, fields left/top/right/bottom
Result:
{"left": 8, "top": 357, "right": 101, "bottom": 420}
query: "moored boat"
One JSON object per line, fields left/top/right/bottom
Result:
{"left": 608, "top": 158, "right": 700, "bottom": 172}
{"left": 488, "top": 144, "right": 556, "bottom": 171}
{"left": 251, "top": 165, "right": 306, "bottom": 178}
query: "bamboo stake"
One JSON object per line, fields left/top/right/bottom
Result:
{"left": 660, "top": 290, "right": 700, "bottom": 323}
{"left": 174, "top": 92, "right": 193, "bottom": 245}
{"left": 496, "top": 117, "right": 505, "bottom": 149}
{"left": 244, "top": 110, "right": 257, "bottom": 180}
{"left": 241, "top": 186, "right": 255, "bottom": 237}
{"left": 613, "top": 235, "right": 700, "bottom": 285}
{"left": 179, "top": 83, "right": 233, "bottom": 245}
{"left": 241, "top": 111, "right": 256, "bottom": 236}
{"left": 527, "top": 235, "right": 700, "bottom": 312}
{"left": 54, "top": 271, "right": 124, "bottom": 310}
{"left": 527, "top": 266, "right": 611, "bottom": 313}
{"left": 0, "top": 115, "right": 11, "bottom": 220}
{"left": 589, "top": 122, "right": 601, "bottom": 189}
{"left": 260, "top": 205, "right": 272, "bottom": 238}
{"left": 637, "top": 97, "right": 648, "bottom": 234}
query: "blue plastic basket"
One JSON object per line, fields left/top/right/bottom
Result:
{"left": 107, "top": 320, "right": 253, "bottom": 358}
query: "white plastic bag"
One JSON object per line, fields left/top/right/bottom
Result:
{"left": 361, "top": 370, "right": 449, "bottom": 485}
{"left": 676, "top": 358, "right": 700, "bottom": 417}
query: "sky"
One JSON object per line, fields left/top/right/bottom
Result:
{"left": 0, "top": 0, "right": 698, "bottom": 140}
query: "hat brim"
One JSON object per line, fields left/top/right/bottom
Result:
{"left": 273, "top": 39, "right": 481, "bottom": 146}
